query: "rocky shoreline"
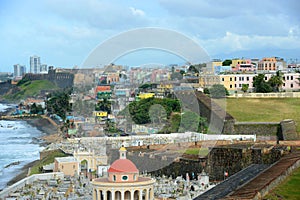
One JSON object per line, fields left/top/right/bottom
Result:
{"left": 1, "top": 115, "right": 60, "bottom": 187}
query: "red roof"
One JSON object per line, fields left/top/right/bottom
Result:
{"left": 108, "top": 159, "right": 138, "bottom": 173}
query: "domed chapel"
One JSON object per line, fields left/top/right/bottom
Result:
{"left": 92, "top": 147, "right": 155, "bottom": 200}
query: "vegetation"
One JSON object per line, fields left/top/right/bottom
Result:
{"left": 253, "top": 71, "right": 283, "bottom": 93}
{"left": 264, "top": 165, "right": 300, "bottom": 200}
{"left": 30, "top": 103, "right": 44, "bottom": 114}
{"left": 4, "top": 80, "right": 59, "bottom": 101}
{"left": 241, "top": 84, "right": 249, "bottom": 93}
{"left": 225, "top": 98, "right": 300, "bottom": 132}
{"left": 30, "top": 150, "right": 68, "bottom": 175}
{"left": 122, "top": 97, "right": 208, "bottom": 134}
{"left": 205, "top": 84, "right": 229, "bottom": 98}
{"left": 253, "top": 74, "right": 272, "bottom": 93}
{"left": 182, "top": 147, "right": 209, "bottom": 156}
{"left": 268, "top": 71, "right": 284, "bottom": 92}
{"left": 46, "top": 89, "right": 72, "bottom": 120}
{"left": 95, "top": 98, "right": 111, "bottom": 113}
{"left": 188, "top": 65, "right": 199, "bottom": 74}
{"left": 222, "top": 59, "right": 232, "bottom": 66}
{"left": 128, "top": 98, "right": 181, "bottom": 124}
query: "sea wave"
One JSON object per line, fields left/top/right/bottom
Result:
{"left": 0, "top": 117, "right": 44, "bottom": 190}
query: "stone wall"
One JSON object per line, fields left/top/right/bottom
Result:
{"left": 233, "top": 122, "right": 280, "bottom": 136}
{"left": 194, "top": 91, "right": 235, "bottom": 134}
{"left": 233, "top": 120, "right": 298, "bottom": 140}
{"left": 23, "top": 69, "right": 74, "bottom": 89}
{"left": 281, "top": 119, "right": 299, "bottom": 140}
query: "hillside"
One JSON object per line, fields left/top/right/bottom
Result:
{"left": 3, "top": 80, "right": 59, "bottom": 101}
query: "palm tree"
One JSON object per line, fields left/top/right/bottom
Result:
{"left": 268, "top": 71, "right": 284, "bottom": 92}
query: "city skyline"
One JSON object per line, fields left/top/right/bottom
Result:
{"left": 0, "top": 0, "right": 300, "bottom": 72}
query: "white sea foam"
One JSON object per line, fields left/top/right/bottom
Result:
{"left": 0, "top": 118, "right": 44, "bottom": 190}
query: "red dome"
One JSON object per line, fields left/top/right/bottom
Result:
{"left": 108, "top": 159, "right": 139, "bottom": 173}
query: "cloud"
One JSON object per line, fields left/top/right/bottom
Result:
{"left": 199, "top": 31, "right": 300, "bottom": 56}
{"left": 44, "top": 0, "right": 148, "bottom": 30}
{"left": 130, "top": 7, "right": 145, "bottom": 17}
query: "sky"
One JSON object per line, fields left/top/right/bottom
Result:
{"left": 0, "top": 0, "right": 300, "bottom": 72}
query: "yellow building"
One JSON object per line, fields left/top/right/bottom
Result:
{"left": 92, "top": 147, "right": 155, "bottom": 200}
{"left": 93, "top": 111, "right": 108, "bottom": 117}
{"left": 138, "top": 93, "right": 155, "bottom": 99}
{"left": 204, "top": 60, "right": 223, "bottom": 74}
{"left": 220, "top": 75, "right": 236, "bottom": 91}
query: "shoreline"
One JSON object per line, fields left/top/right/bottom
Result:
{"left": 0, "top": 109, "right": 61, "bottom": 187}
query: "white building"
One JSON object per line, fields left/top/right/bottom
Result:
{"left": 30, "top": 55, "right": 41, "bottom": 74}
{"left": 13, "top": 64, "right": 26, "bottom": 77}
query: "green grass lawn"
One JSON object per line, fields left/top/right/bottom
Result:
{"left": 30, "top": 150, "right": 68, "bottom": 175}
{"left": 4, "top": 80, "right": 59, "bottom": 101}
{"left": 264, "top": 166, "right": 300, "bottom": 200}
{"left": 224, "top": 98, "right": 300, "bottom": 132}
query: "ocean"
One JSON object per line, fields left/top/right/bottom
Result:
{"left": 0, "top": 104, "right": 44, "bottom": 190}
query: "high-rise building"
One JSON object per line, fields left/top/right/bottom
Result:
{"left": 13, "top": 64, "right": 26, "bottom": 77}
{"left": 30, "top": 55, "right": 41, "bottom": 74}
{"left": 40, "top": 64, "right": 48, "bottom": 73}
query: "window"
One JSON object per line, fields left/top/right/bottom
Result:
{"left": 291, "top": 76, "right": 294, "bottom": 80}
{"left": 222, "top": 78, "right": 224, "bottom": 81}
{"left": 73, "top": 165, "right": 75, "bottom": 169}
{"left": 113, "top": 175, "right": 116, "bottom": 181}
{"left": 122, "top": 175, "right": 128, "bottom": 181}
{"left": 291, "top": 84, "right": 293, "bottom": 88}
{"left": 230, "top": 77, "right": 232, "bottom": 81}
{"left": 239, "top": 84, "right": 242, "bottom": 87}
{"left": 265, "top": 77, "right": 267, "bottom": 81}
{"left": 230, "top": 85, "right": 232, "bottom": 88}
{"left": 287, "top": 76, "right": 289, "bottom": 80}
{"left": 234, "top": 77, "right": 237, "bottom": 81}
{"left": 246, "top": 77, "right": 249, "bottom": 81}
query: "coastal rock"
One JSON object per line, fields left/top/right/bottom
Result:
{"left": 4, "top": 161, "right": 21, "bottom": 168}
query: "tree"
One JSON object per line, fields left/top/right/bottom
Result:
{"left": 179, "top": 111, "right": 200, "bottom": 132}
{"left": 188, "top": 65, "right": 199, "bottom": 74}
{"left": 95, "top": 98, "right": 111, "bottom": 113}
{"left": 253, "top": 74, "right": 272, "bottom": 93}
{"left": 222, "top": 59, "right": 232, "bottom": 66}
{"left": 268, "top": 71, "right": 284, "bottom": 92}
{"left": 241, "top": 84, "right": 249, "bottom": 93}
{"left": 149, "top": 104, "right": 167, "bottom": 125}
{"left": 209, "top": 84, "right": 229, "bottom": 98}
{"left": 46, "top": 89, "right": 72, "bottom": 120}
